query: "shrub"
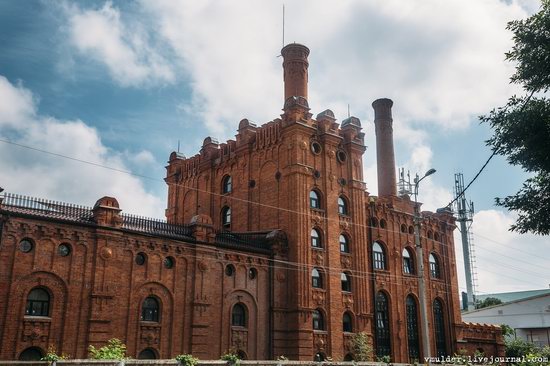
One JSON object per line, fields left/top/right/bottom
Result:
{"left": 41, "top": 346, "right": 69, "bottom": 364}
{"left": 505, "top": 338, "right": 537, "bottom": 359}
{"left": 350, "top": 332, "right": 373, "bottom": 361}
{"left": 176, "top": 354, "right": 199, "bottom": 366}
{"left": 276, "top": 355, "right": 289, "bottom": 361}
{"left": 88, "top": 338, "right": 128, "bottom": 360}
{"left": 221, "top": 350, "right": 241, "bottom": 366}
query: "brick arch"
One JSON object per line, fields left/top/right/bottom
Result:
{"left": 133, "top": 281, "right": 175, "bottom": 358}
{"left": 182, "top": 189, "right": 197, "bottom": 223}
{"left": 11, "top": 271, "right": 69, "bottom": 360}
{"left": 227, "top": 289, "right": 259, "bottom": 359}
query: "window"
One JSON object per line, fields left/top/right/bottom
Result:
{"left": 309, "top": 190, "right": 321, "bottom": 209}
{"left": 429, "top": 253, "right": 441, "bottom": 279}
{"left": 379, "top": 219, "right": 387, "bottom": 229}
{"left": 312, "top": 268, "right": 323, "bottom": 289}
{"left": 373, "top": 242, "right": 386, "bottom": 270}
{"left": 222, "top": 175, "right": 232, "bottom": 194}
{"left": 248, "top": 268, "right": 257, "bottom": 279}
{"left": 375, "top": 292, "right": 391, "bottom": 358}
{"left": 138, "top": 348, "right": 157, "bottom": 359}
{"left": 313, "top": 309, "right": 325, "bottom": 330}
{"left": 164, "top": 256, "right": 174, "bottom": 269}
{"left": 18, "top": 347, "right": 44, "bottom": 361}
{"left": 403, "top": 248, "right": 414, "bottom": 274}
{"left": 401, "top": 224, "right": 407, "bottom": 233}
{"left": 338, "top": 196, "right": 348, "bottom": 215}
{"left": 433, "top": 299, "right": 447, "bottom": 357}
{"left": 19, "top": 238, "right": 34, "bottom": 253}
{"left": 406, "top": 295, "right": 420, "bottom": 361}
{"left": 339, "top": 234, "right": 349, "bottom": 253}
{"left": 341, "top": 272, "right": 352, "bottom": 292}
{"left": 135, "top": 252, "right": 147, "bottom": 265}
{"left": 58, "top": 243, "right": 71, "bottom": 257}
{"left": 343, "top": 312, "right": 353, "bottom": 332}
{"left": 311, "top": 228, "right": 322, "bottom": 248}
{"left": 232, "top": 303, "right": 247, "bottom": 327}
{"left": 141, "top": 297, "right": 159, "bottom": 322}
{"left": 25, "top": 288, "right": 50, "bottom": 317}
{"left": 222, "top": 206, "right": 231, "bottom": 228}
{"left": 225, "top": 264, "right": 235, "bottom": 276}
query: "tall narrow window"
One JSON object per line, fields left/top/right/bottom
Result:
{"left": 429, "top": 253, "right": 441, "bottom": 279}
{"left": 313, "top": 309, "right": 325, "bottom": 330}
{"left": 222, "top": 175, "right": 232, "bottom": 193}
{"left": 373, "top": 242, "right": 386, "bottom": 270}
{"left": 310, "top": 190, "right": 320, "bottom": 209}
{"left": 406, "top": 296, "right": 420, "bottom": 361}
{"left": 312, "top": 268, "right": 323, "bottom": 289}
{"left": 343, "top": 312, "right": 353, "bottom": 332}
{"left": 433, "top": 299, "right": 447, "bottom": 357}
{"left": 221, "top": 206, "right": 231, "bottom": 229}
{"left": 375, "top": 291, "right": 391, "bottom": 358}
{"left": 341, "top": 272, "right": 352, "bottom": 292}
{"left": 338, "top": 196, "right": 348, "bottom": 215}
{"left": 141, "top": 297, "right": 159, "bottom": 322}
{"left": 339, "top": 234, "right": 349, "bottom": 253}
{"left": 403, "top": 248, "right": 415, "bottom": 274}
{"left": 232, "top": 303, "right": 247, "bottom": 327}
{"left": 25, "top": 288, "right": 50, "bottom": 317}
{"left": 311, "top": 228, "right": 322, "bottom": 248}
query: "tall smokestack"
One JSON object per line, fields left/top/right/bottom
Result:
{"left": 281, "top": 43, "right": 310, "bottom": 101}
{"left": 373, "top": 98, "right": 397, "bottom": 197}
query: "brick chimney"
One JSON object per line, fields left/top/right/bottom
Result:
{"left": 373, "top": 98, "right": 397, "bottom": 197}
{"left": 281, "top": 43, "right": 310, "bottom": 102}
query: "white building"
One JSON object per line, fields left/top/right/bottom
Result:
{"left": 462, "top": 290, "right": 550, "bottom": 348}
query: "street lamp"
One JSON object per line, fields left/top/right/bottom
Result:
{"left": 413, "top": 168, "right": 436, "bottom": 361}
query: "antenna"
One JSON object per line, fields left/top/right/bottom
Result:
{"left": 177, "top": 140, "right": 180, "bottom": 153}
{"left": 282, "top": 4, "right": 285, "bottom": 48}
{"left": 347, "top": 104, "right": 350, "bottom": 118}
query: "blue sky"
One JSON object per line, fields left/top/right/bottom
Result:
{"left": 0, "top": 0, "right": 547, "bottom": 294}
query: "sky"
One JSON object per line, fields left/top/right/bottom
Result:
{"left": 0, "top": 0, "right": 548, "bottom": 296}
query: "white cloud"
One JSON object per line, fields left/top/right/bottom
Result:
{"left": 66, "top": 1, "right": 174, "bottom": 87}
{"left": 454, "top": 209, "right": 550, "bottom": 295}
{"left": 0, "top": 75, "right": 165, "bottom": 217}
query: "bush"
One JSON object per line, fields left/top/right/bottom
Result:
{"left": 221, "top": 350, "right": 241, "bottom": 366}
{"left": 350, "top": 332, "right": 373, "bottom": 361}
{"left": 88, "top": 338, "right": 128, "bottom": 360}
{"left": 505, "top": 338, "right": 537, "bottom": 359}
{"left": 41, "top": 346, "right": 69, "bottom": 364}
{"left": 176, "top": 354, "right": 199, "bottom": 366}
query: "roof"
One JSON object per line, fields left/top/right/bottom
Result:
{"left": 464, "top": 290, "right": 550, "bottom": 315}
{"left": 477, "top": 289, "right": 550, "bottom": 303}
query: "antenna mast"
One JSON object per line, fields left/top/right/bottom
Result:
{"left": 454, "top": 172, "right": 478, "bottom": 311}
{"left": 282, "top": 4, "right": 285, "bottom": 47}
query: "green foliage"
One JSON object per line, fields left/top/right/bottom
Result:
{"left": 175, "top": 354, "right": 199, "bottom": 366}
{"left": 88, "top": 338, "right": 128, "bottom": 360}
{"left": 505, "top": 338, "right": 537, "bottom": 359}
{"left": 476, "top": 297, "right": 503, "bottom": 309}
{"left": 376, "top": 355, "right": 391, "bottom": 364}
{"left": 221, "top": 350, "right": 241, "bottom": 365}
{"left": 41, "top": 345, "right": 69, "bottom": 364}
{"left": 501, "top": 323, "right": 515, "bottom": 337}
{"left": 276, "top": 355, "right": 289, "bottom": 361}
{"left": 481, "top": 1, "right": 550, "bottom": 234}
{"left": 350, "top": 332, "right": 373, "bottom": 361}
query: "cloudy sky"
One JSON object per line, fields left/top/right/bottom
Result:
{"left": 0, "top": 0, "right": 548, "bottom": 296}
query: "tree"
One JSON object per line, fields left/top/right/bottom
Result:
{"left": 481, "top": 1, "right": 550, "bottom": 235}
{"left": 350, "top": 331, "right": 373, "bottom": 361}
{"left": 476, "top": 297, "right": 502, "bottom": 309}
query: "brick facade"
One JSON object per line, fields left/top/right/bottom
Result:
{"left": 0, "top": 43, "right": 503, "bottom": 362}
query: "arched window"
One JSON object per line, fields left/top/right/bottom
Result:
{"left": 236, "top": 350, "right": 247, "bottom": 360}
{"left": 401, "top": 224, "right": 407, "bottom": 233}
{"left": 338, "top": 196, "right": 348, "bottom": 215}
{"left": 18, "top": 347, "right": 44, "bottom": 361}
{"left": 222, "top": 175, "right": 232, "bottom": 194}
{"left": 221, "top": 206, "right": 231, "bottom": 229}
{"left": 429, "top": 253, "right": 441, "bottom": 279}
{"left": 232, "top": 303, "right": 247, "bottom": 327}
{"left": 406, "top": 295, "right": 420, "bottom": 361}
{"left": 433, "top": 299, "right": 447, "bottom": 357}
{"left": 339, "top": 234, "right": 349, "bottom": 253}
{"left": 375, "top": 292, "right": 391, "bottom": 358}
{"left": 373, "top": 242, "right": 386, "bottom": 270}
{"left": 312, "top": 309, "right": 325, "bottom": 330}
{"left": 343, "top": 354, "right": 354, "bottom": 361}
{"left": 341, "top": 272, "right": 352, "bottom": 292}
{"left": 141, "top": 297, "right": 159, "bottom": 322}
{"left": 312, "top": 268, "right": 323, "bottom": 289}
{"left": 138, "top": 348, "right": 157, "bottom": 359}
{"left": 403, "top": 248, "right": 415, "bottom": 274}
{"left": 309, "top": 190, "right": 321, "bottom": 209}
{"left": 311, "top": 228, "right": 322, "bottom": 248}
{"left": 25, "top": 288, "right": 50, "bottom": 317}
{"left": 343, "top": 312, "right": 353, "bottom": 332}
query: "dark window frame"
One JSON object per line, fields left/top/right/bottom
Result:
{"left": 141, "top": 296, "right": 160, "bottom": 322}
{"left": 339, "top": 234, "right": 350, "bottom": 253}
{"left": 309, "top": 190, "right": 321, "bottom": 209}
{"left": 313, "top": 309, "right": 325, "bottom": 330}
{"left": 25, "top": 288, "right": 50, "bottom": 317}
{"left": 406, "top": 295, "right": 420, "bottom": 361}
{"left": 341, "top": 272, "right": 352, "bottom": 292}
{"left": 403, "top": 248, "right": 415, "bottom": 274}
{"left": 222, "top": 175, "right": 232, "bottom": 194}
{"left": 429, "top": 253, "right": 441, "bottom": 279}
{"left": 343, "top": 312, "right": 353, "bottom": 332}
{"left": 311, "top": 228, "right": 322, "bottom": 248}
{"left": 231, "top": 303, "right": 247, "bottom": 327}
{"left": 338, "top": 196, "right": 348, "bottom": 215}
{"left": 373, "top": 242, "right": 386, "bottom": 270}
{"left": 375, "top": 291, "right": 391, "bottom": 358}
{"left": 312, "top": 268, "right": 323, "bottom": 289}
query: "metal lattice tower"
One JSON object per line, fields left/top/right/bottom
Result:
{"left": 454, "top": 173, "right": 478, "bottom": 311}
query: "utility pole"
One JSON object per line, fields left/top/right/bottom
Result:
{"left": 454, "top": 173, "right": 477, "bottom": 311}
{"left": 414, "top": 168, "right": 436, "bottom": 360}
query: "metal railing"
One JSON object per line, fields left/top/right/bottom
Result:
{"left": 215, "top": 230, "right": 272, "bottom": 253}
{"left": 121, "top": 213, "right": 193, "bottom": 239}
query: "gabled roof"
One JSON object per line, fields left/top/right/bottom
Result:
{"left": 477, "top": 289, "right": 550, "bottom": 303}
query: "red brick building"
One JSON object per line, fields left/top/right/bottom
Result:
{"left": 0, "top": 43, "right": 503, "bottom": 362}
